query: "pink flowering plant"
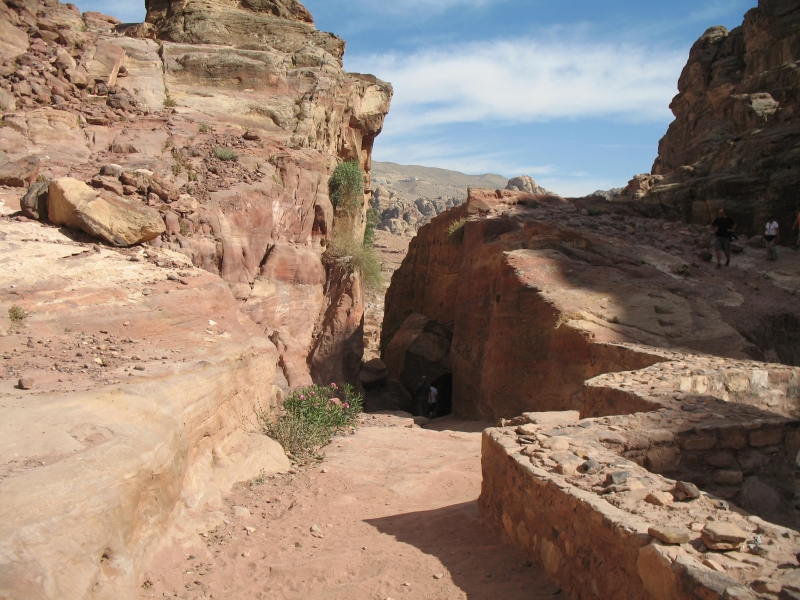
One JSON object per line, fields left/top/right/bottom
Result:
{"left": 258, "top": 383, "right": 362, "bottom": 462}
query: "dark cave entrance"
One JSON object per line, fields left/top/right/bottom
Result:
{"left": 431, "top": 373, "right": 453, "bottom": 418}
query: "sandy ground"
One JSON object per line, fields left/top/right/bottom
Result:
{"left": 138, "top": 414, "right": 560, "bottom": 600}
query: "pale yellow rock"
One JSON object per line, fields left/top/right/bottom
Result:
{"left": 48, "top": 177, "right": 98, "bottom": 229}
{"left": 646, "top": 491, "right": 674, "bottom": 507}
{"left": 48, "top": 178, "right": 166, "bottom": 246}
{"left": 542, "top": 436, "right": 571, "bottom": 451}
{"left": 76, "top": 190, "right": 166, "bottom": 247}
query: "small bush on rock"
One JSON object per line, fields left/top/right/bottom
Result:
{"left": 257, "top": 383, "right": 363, "bottom": 462}
{"left": 327, "top": 229, "right": 383, "bottom": 290}
{"left": 364, "top": 207, "right": 381, "bottom": 246}
{"left": 446, "top": 218, "right": 467, "bottom": 245}
{"left": 214, "top": 147, "right": 238, "bottom": 161}
{"left": 329, "top": 160, "right": 364, "bottom": 214}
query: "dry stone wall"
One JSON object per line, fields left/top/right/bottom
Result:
{"left": 481, "top": 410, "right": 800, "bottom": 600}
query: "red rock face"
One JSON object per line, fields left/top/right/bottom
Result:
{"left": 643, "top": 0, "right": 800, "bottom": 234}
{"left": 0, "top": 0, "right": 392, "bottom": 389}
{"left": 382, "top": 189, "right": 800, "bottom": 421}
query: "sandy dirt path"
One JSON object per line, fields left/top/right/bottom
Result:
{"left": 138, "top": 414, "right": 560, "bottom": 600}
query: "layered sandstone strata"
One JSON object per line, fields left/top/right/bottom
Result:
{"left": 629, "top": 0, "right": 800, "bottom": 234}
{"left": 0, "top": 207, "right": 290, "bottom": 600}
{"left": 383, "top": 189, "right": 800, "bottom": 596}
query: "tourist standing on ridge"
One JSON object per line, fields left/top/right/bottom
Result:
{"left": 765, "top": 216, "right": 780, "bottom": 261}
{"left": 712, "top": 209, "right": 736, "bottom": 269}
{"left": 414, "top": 376, "right": 430, "bottom": 418}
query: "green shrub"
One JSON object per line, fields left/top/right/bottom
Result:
{"left": 587, "top": 207, "right": 604, "bottom": 217}
{"left": 364, "top": 207, "right": 381, "bottom": 246}
{"left": 163, "top": 88, "right": 176, "bottom": 108}
{"left": 199, "top": 123, "right": 209, "bottom": 133}
{"left": 8, "top": 305, "right": 26, "bottom": 325}
{"left": 214, "top": 147, "right": 238, "bottom": 161}
{"left": 446, "top": 218, "right": 467, "bottom": 245}
{"left": 329, "top": 160, "right": 364, "bottom": 214}
{"left": 328, "top": 229, "right": 383, "bottom": 290}
{"left": 171, "top": 163, "right": 182, "bottom": 176}
{"left": 256, "top": 383, "right": 362, "bottom": 462}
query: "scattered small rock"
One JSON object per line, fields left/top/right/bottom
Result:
{"left": 232, "top": 506, "right": 251, "bottom": 519}
{"left": 604, "top": 471, "right": 630, "bottom": 486}
{"left": 18, "top": 377, "right": 33, "bottom": 390}
{"left": 676, "top": 481, "right": 701, "bottom": 500}
{"left": 648, "top": 525, "right": 690, "bottom": 545}
{"left": 701, "top": 522, "right": 748, "bottom": 551}
{"left": 702, "top": 558, "right": 726, "bottom": 573}
{"left": 645, "top": 491, "right": 674, "bottom": 507}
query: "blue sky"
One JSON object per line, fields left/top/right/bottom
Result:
{"left": 75, "top": 0, "right": 754, "bottom": 195}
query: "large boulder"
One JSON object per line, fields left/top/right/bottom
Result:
{"left": 48, "top": 178, "right": 166, "bottom": 246}
{"left": 0, "top": 155, "right": 40, "bottom": 187}
{"left": 506, "top": 175, "right": 549, "bottom": 195}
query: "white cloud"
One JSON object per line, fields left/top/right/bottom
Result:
{"left": 347, "top": 36, "right": 686, "bottom": 131}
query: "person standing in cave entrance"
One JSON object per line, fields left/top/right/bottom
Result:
{"left": 428, "top": 385, "right": 439, "bottom": 419}
{"left": 712, "top": 209, "right": 736, "bottom": 269}
{"left": 765, "top": 216, "right": 780, "bottom": 261}
{"left": 414, "top": 376, "right": 430, "bottom": 418}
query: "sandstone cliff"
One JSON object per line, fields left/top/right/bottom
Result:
{"left": 0, "top": 0, "right": 391, "bottom": 597}
{"left": 0, "top": 0, "right": 392, "bottom": 387}
{"left": 631, "top": 0, "right": 800, "bottom": 234}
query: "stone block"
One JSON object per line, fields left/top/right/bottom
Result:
{"left": 718, "top": 427, "right": 749, "bottom": 450}
{"left": 749, "top": 428, "right": 783, "bottom": 448}
{"left": 646, "top": 446, "right": 682, "bottom": 472}
{"left": 682, "top": 434, "right": 717, "bottom": 451}
{"left": 701, "top": 523, "right": 747, "bottom": 551}
{"left": 637, "top": 544, "right": 679, "bottom": 600}
{"left": 713, "top": 470, "right": 744, "bottom": 485}
{"left": 648, "top": 525, "right": 690, "bottom": 545}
